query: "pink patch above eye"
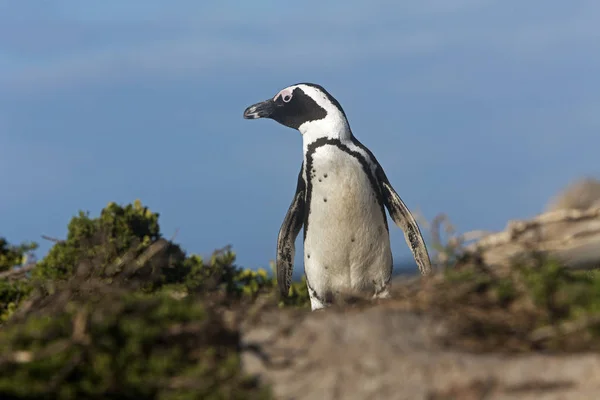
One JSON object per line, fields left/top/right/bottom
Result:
{"left": 274, "top": 87, "right": 294, "bottom": 102}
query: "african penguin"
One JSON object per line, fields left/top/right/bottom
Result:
{"left": 243, "top": 83, "right": 432, "bottom": 311}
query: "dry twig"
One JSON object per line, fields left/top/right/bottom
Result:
{"left": 0, "top": 263, "right": 36, "bottom": 280}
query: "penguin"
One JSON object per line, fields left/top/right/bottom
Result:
{"left": 243, "top": 83, "right": 432, "bottom": 310}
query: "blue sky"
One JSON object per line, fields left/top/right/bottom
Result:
{"left": 1, "top": 1, "right": 599, "bottom": 273}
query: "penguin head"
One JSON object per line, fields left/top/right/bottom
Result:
{"left": 243, "top": 83, "right": 350, "bottom": 137}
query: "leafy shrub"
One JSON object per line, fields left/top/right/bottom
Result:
{"left": 33, "top": 200, "right": 185, "bottom": 287}
{"left": 395, "top": 252, "right": 600, "bottom": 352}
{"left": 26, "top": 200, "right": 310, "bottom": 308}
{"left": 0, "top": 238, "right": 38, "bottom": 272}
{"left": 181, "top": 251, "right": 310, "bottom": 308}
{"left": 0, "top": 238, "right": 38, "bottom": 321}
{"left": 0, "top": 288, "right": 271, "bottom": 400}
{"left": 0, "top": 199, "right": 309, "bottom": 397}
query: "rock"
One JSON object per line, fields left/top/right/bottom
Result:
{"left": 241, "top": 305, "right": 600, "bottom": 400}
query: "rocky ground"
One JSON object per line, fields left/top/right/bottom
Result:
{"left": 241, "top": 287, "right": 600, "bottom": 400}
{"left": 240, "top": 250, "right": 600, "bottom": 400}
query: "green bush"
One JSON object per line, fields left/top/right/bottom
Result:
{"left": 27, "top": 200, "right": 310, "bottom": 308}
{"left": 0, "top": 238, "right": 38, "bottom": 322}
{"left": 0, "top": 288, "right": 271, "bottom": 400}
{"left": 33, "top": 200, "right": 185, "bottom": 287}
{"left": 396, "top": 252, "right": 600, "bottom": 352}
{"left": 0, "top": 238, "right": 38, "bottom": 272}
{"left": 181, "top": 252, "right": 310, "bottom": 308}
{"left": 0, "top": 199, "right": 310, "bottom": 397}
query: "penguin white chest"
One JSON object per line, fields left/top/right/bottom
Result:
{"left": 304, "top": 144, "right": 392, "bottom": 295}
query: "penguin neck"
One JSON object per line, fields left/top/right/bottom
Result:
{"left": 300, "top": 115, "right": 353, "bottom": 153}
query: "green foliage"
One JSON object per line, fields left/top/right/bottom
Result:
{"left": 0, "top": 238, "right": 38, "bottom": 272}
{"left": 518, "top": 257, "right": 600, "bottom": 324}
{"left": 28, "top": 200, "right": 310, "bottom": 308}
{"left": 424, "top": 253, "right": 600, "bottom": 351}
{"left": 182, "top": 249, "right": 252, "bottom": 296}
{"left": 279, "top": 273, "right": 311, "bottom": 308}
{"left": 0, "top": 238, "right": 38, "bottom": 322}
{"left": 0, "top": 289, "right": 271, "bottom": 399}
{"left": 0, "top": 199, "right": 311, "bottom": 396}
{"left": 33, "top": 200, "right": 186, "bottom": 289}
{"left": 179, "top": 250, "right": 310, "bottom": 308}
{"left": 0, "top": 280, "right": 32, "bottom": 323}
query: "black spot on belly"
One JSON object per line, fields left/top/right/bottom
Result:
{"left": 318, "top": 178, "right": 322, "bottom": 182}
{"left": 324, "top": 265, "right": 329, "bottom": 270}
{"left": 324, "top": 173, "right": 328, "bottom": 178}
{"left": 307, "top": 254, "right": 311, "bottom": 259}
{"left": 323, "top": 198, "right": 327, "bottom": 202}
{"left": 351, "top": 237, "right": 355, "bottom": 242}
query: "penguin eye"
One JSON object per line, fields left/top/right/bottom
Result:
{"left": 282, "top": 94, "right": 292, "bottom": 103}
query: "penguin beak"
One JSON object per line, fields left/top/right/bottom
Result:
{"left": 243, "top": 99, "right": 276, "bottom": 119}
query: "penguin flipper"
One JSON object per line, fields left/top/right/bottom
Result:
{"left": 378, "top": 171, "right": 432, "bottom": 276}
{"left": 276, "top": 168, "right": 306, "bottom": 296}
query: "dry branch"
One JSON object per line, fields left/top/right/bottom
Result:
{"left": 0, "top": 263, "right": 36, "bottom": 280}
{"left": 41, "top": 235, "right": 65, "bottom": 244}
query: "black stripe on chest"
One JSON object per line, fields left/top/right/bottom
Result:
{"left": 303, "top": 137, "right": 388, "bottom": 240}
